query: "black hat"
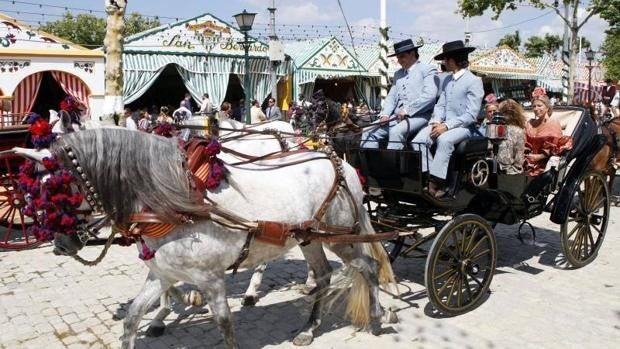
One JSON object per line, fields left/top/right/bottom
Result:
{"left": 388, "top": 39, "right": 423, "bottom": 57}
{"left": 434, "top": 40, "right": 476, "bottom": 60}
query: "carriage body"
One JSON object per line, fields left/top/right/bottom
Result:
{"left": 351, "top": 106, "right": 610, "bottom": 315}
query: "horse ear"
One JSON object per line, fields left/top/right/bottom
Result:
{"left": 12, "top": 147, "right": 52, "bottom": 163}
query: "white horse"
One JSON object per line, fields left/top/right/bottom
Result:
{"left": 16, "top": 128, "right": 395, "bottom": 349}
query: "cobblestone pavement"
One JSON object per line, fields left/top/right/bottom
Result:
{"left": 1, "top": 210, "right": 619, "bottom": 349}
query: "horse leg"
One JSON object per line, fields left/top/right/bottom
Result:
{"left": 146, "top": 282, "right": 208, "bottom": 337}
{"left": 121, "top": 271, "right": 171, "bottom": 349}
{"left": 197, "top": 275, "right": 238, "bottom": 349}
{"left": 300, "top": 262, "right": 318, "bottom": 295}
{"left": 242, "top": 263, "right": 267, "bottom": 306}
{"left": 293, "top": 242, "right": 333, "bottom": 346}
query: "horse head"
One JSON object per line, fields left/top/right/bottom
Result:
{"left": 12, "top": 146, "right": 105, "bottom": 256}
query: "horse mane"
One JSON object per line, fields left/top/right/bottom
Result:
{"left": 52, "top": 129, "right": 206, "bottom": 223}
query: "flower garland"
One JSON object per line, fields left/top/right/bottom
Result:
{"left": 204, "top": 137, "right": 226, "bottom": 190}
{"left": 18, "top": 157, "right": 84, "bottom": 241}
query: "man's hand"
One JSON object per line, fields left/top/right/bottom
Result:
{"left": 396, "top": 110, "right": 407, "bottom": 121}
{"left": 430, "top": 123, "right": 448, "bottom": 138}
{"left": 526, "top": 153, "right": 546, "bottom": 162}
{"left": 379, "top": 115, "right": 390, "bottom": 124}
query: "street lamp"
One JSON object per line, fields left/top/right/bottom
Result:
{"left": 233, "top": 9, "right": 256, "bottom": 124}
{"left": 585, "top": 48, "right": 595, "bottom": 106}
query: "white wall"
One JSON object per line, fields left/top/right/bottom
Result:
{"left": 0, "top": 55, "right": 104, "bottom": 117}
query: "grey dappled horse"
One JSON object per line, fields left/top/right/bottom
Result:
{"left": 19, "top": 128, "right": 395, "bottom": 348}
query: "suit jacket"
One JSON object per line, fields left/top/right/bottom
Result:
{"left": 381, "top": 61, "right": 438, "bottom": 117}
{"left": 266, "top": 106, "right": 282, "bottom": 120}
{"left": 430, "top": 69, "right": 484, "bottom": 129}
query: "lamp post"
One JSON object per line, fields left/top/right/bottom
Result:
{"left": 233, "top": 9, "right": 256, "bottom": 124}
{"left": 585, "top": 48, "right": 595, "bottom": 106}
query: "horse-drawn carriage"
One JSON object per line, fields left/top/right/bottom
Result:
{"left": 0, "top": 108, "right": 41, "bottom": 249}
{"left": 349, "top": 105, "right": 609, "bottom": 315}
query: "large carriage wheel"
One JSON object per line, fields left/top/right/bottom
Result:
{"left": 0, "top": 152, "right": 40, "bottom": 249}
{"left": 560, "top": 171, "right": 609, "bottom": 268}
{"left": 424, "top": 214, "right": 497, "bottom": 315}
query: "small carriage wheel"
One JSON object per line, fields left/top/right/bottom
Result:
{"left": 424, "top": 214, "right": 497, "bottom": 315}
{"left": 560, "top": 171, "right": 609, "bottom": 268}
{"left": 470, "top": 160, "right": 489, "bottom": 187}
{"left": 382, "top": 235, "right": 405, "bottom": 263}
{"left": 0, "top": 153, "right": 41, "bottom": 250}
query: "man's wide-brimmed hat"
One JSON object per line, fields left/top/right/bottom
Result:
{"left": 388, "top": 39, "right": 423, "bottom": 57}
{"left": 434, "top": 40, "right": 476, "bottom": 60}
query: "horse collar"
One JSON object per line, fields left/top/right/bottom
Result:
{"left": 61, "top": 143, "right": 105, "bottom": 213}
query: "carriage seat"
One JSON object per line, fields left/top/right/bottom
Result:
{"left": 454, "top": 137, "right": 488, "bottom": 155}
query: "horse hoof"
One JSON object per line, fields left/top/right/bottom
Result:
{"left": 292, "top": 332, "right": 314, "bottom": 346}
{"left": 241, "top": 295, "right": 257, "bottom": 307}
{"left": 382, "top": 307, "right": 399, "bottom": 324}
{"left": 183, "top": 290, "right": 204, "bottom": 307}
{"left": 145, "top": 325, "right": 166, "bottom": 337}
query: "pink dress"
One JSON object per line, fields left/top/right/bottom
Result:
{"left": 524, "top": 119, "right": 572, "bottom": 176}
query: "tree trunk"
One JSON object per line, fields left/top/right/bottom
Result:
{"left": 102, "top": 0, "right": 127, "bottom": 125}
{"left": 568, "top": 26, "right": 579, "bottom": 104}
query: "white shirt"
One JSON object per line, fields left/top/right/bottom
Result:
{"left": 200, "top": 98, "right": 213, "bottom": 114}
{"left": 125, "top": 117, "right": 137, "bottom": 130}
{"left": 452, "top": 69, "right": 466, "bottom": 81}
{"left": 611, "top": 91, "right": 619, "bottom": 108}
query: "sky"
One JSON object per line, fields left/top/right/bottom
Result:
{"left": 1, "top": 0, "right": 611, "bottom": 49}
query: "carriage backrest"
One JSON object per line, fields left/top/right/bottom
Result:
{"left": 522, "top": 108, "right": 583, "bottom": 138}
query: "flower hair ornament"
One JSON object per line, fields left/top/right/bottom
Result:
{"left": 484, "top": 93, "right": 498, "bottom": 104}
{"left": 532, "top": 87, "right": 547, "bottom": 98}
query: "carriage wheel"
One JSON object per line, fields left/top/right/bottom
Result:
{"left": 560, "top": 171, "right": 609, "bottom": 268}
{"left": 0, "top": 153, "right": 40, "bottom": 250}
{"left": 424, "top": 214, "right": 496, "bottom": 316}
{"left": 382, "top": 235, "right": 404, "bottom": 263}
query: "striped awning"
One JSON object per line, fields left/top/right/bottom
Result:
{"left": 12, "top": 73, "right": 42, "bottom": 117}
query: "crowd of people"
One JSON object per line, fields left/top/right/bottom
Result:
{"left": 121, "top": 92, "right": 290, "bottom": 133}
{"left": 360, "top": 38, "right": 574, "bottom": 199}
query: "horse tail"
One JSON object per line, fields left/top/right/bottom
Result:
{"left": 346, "top": 269, "right": 370, "bottom": 328}
{"left": 360, "top": 206, "right": 396, "bottom": 288}
{"left": 345, "top": 206, "right": 397, "bottom": 328}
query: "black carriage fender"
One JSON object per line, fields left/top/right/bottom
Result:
{"left": 550, "top": 134, "right": 606, "bottom": 225}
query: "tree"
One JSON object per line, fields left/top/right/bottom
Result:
{"left": 39, "top": 13, "right": 106, "bottom": 47}
{"left": 458, "top": 0, "right": 617, "bottom": 103}
{"left": 38, "top": 11, "right": 159, "bottom": 48}
{"left": 601, "top": 29, "right": 620, "bottom": 80}
{"left": 102, "top": 0, "right": 128, "bottom": 124}
{"left": 524, "top": 33, "right": 562, "bottom": 57}
{"left": 497, "top": 30, "right": 521, "bottom": 50}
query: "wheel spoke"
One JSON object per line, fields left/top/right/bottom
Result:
{"left": 446, "top": 274, "right": 457, "bottom": 306}
{"left": 434, "top": 268, "right": 456, "bottom": 282}
{"left": 566, "top": 222, "right": 582, "bottom": 240}
{"left": 463, "top": 273, "right": 473, "bottom": 299}
{"left": 470, "top": 249, "right": 491, "bottom": 262}
{"left": 465, "top": 270, "right": 484, "bottom": 289}
{"left": 587, "top": 180, "right": 603, "bottom": 212}
{"left": 468, "top": 234, "right": 489, "bottom": 256}
{"left": 456, "top": 274, "right": 463, "bottom": 308}
{"left": 436, "top": 272, "right": 458, "bottom": 297}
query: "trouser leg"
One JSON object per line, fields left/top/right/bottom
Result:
{"left": 411, "top": 125, "right": 434, "bottom": 172}
{"left": 387, "top": 116, "right": 430, "bottom": 150}
{"left": 430, "top": 127, "right": 473, "bottom": 180}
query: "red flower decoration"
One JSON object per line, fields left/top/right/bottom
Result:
{"left": 29, "top": 119, "right": 51, "bottom": 137}
{"left": 42, "top": 157, "right": 59, "bottom": 171}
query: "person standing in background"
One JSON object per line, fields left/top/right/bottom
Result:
{"left": 265, "top": 97, "right": 282, "bottom": 120}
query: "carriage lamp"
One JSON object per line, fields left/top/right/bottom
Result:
{"left": 234, "top": 9, "right": 257, "bottom": 125}
{"left": 486, "top": 112, "right": 507, "bottom": 140}
{"left": 585, "top": 49, "right": 596, "bottom": 106}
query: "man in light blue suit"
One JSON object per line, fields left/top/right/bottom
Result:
{"left": 412, "top": 40, "right": 484, "bottom": 198}
{"left": 360, "top": 39, "right": 437, "bottom": 149}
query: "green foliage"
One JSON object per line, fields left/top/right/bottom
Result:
{"left": 497, "top": 30, "right": 521, "bottom": 50}
{"left": 579, "top": 36, "right": 592, "bottom": 50}
{"left": 38, "top": 11, "right": 160, "bottom": 48}
{"left": 601, "top": 28, "right": 620, "bottom": 80}
{"left": 524, "top": 34, "right": 563, "bottom": 57}
{"left": 39, "top": 13, "right": 106, "bottom": 47}
{"left": 124, "top": 12, "right": 161, "bottom": 38}
{"left": 597, "top": 0, "right": 620, "bottom": 28}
